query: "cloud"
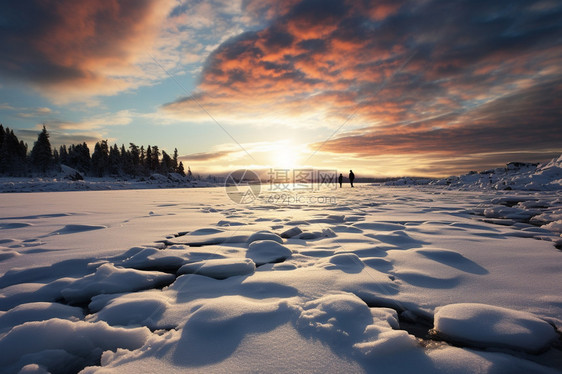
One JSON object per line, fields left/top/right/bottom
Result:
{"left": 8, "top": 109, "right": 135, "bottom": 152}
{"left": 44, "top": 110, "right": 134, "bottom": 131}
{"left": 161, "top": 0, "right": 562, "bottom": 170}
{"left": 15, "top": 129, "right": 104, "bottom": 150}
{"left": 0, "top": 103, "right": 53, "bottom": 118}
{"left": 4, "top": 1, "right": 560, "bottom": 175}
{"left": 0, "top": 0, "right": 175, "bottom": 103}
{"left": 180, "top": 150, "right": 235, "bottom": 162}
{"left": 0, "top": 0, "right": 263, "bottom": 103}
{"left": 314, "top": 78, "right": 562, "bottom": 157}
{"left": 405, "top": 151, "right": 562, "bottom": 177}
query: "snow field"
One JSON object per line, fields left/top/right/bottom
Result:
{"left": 0, "top": 186, "right": 561, "bottom": 373}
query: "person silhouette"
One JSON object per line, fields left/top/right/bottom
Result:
{"left": 349, "top": 170, "right": 355, "bottom": 187}
{"left": 338, "top": 173, "right": 343, "bottom": 188}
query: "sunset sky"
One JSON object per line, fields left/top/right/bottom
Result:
{"left": 1, "top": 0, "right": 561, "bottom": 177}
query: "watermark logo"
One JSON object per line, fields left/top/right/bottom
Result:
{"left": 224, "top": 169, "right": 261, "bottom": 204}
{"left": 267, "top": 169, "right": 338, "bottom": 191}
{"left": 225, "top": 168, "right": 339, "bottom": 205}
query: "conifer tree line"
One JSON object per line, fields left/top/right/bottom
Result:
{"left": 0, "top": 124, "right": 192, "bottom": 178}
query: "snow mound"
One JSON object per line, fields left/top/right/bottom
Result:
{"left": 542, "top": 219, "right": 562, "bottom": 233}
{"left": 0, "top": 318, "right": 150, "bottom": 373}
{"left": 177, "top": 258, "right": 256, "bottom": 279}
{"left": 49, "top": 224, "right": 107, "bottom": 235}
{"left": 247, "top": 230, "right": 284, "bottom": 244}
{"left": 188, "top": 228, "right": 225, "bottom": 235}
{"left": 170, "top": 296, "right": 286, "bottom": 366}
{"left": 88, "top": 294, "right": 171, "bottom": 329}
{"left": 61, "top": 263, "right": 175, "bottom": 304}
{"left": 0, "top": 302, "right": 83, "bottom": 333}
{"left": 295, "top": 293, "right": 373, "bottom": 340}
{"left": 431, "top": 155, "right": 562, "bottom": 191}
{"left": 118, "top": 247, "right": 186, "bottom": 271}
{"left": 293, "top": 293, "right": 418, "bottom": 356}
{"left": 0, "top": 278, "right": 76, "bottom": 311}
{"left": 434, "top": 303, "right": 558, "bottom": 353}
{"left": 246, "top": 240, "right": 292, "bottom": 265}
{"left": 0, "top": 250, "right": 21, "bottom": 261}
{"left": 323, "top": 253, "right": 365, "bottom": 272}
{"left": 297, "top": 228, "right": 337, "bottom": 240}
{"left": 60, "top": 164, "right": 83, "bottom": 181}
{"left": 280, "top": 226, "right": 303, "bottom": 238}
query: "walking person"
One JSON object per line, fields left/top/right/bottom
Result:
{"left": 338, "top": 173, "right": 343, "bottom": 188}
{"left": 349, "top": 170, "right": 355, "bottom": 187}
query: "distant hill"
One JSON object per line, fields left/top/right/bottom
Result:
{"left": 383, "top": 155, "right": 562, "bottom": 191}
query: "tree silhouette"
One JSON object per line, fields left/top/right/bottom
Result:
{"left": 31, "top": 126, "right": 53, "bottom": 174}
{"left": 0, "top": 124, "right": 201, "bottom": 180}
{"left": 91, "top": 140, "right": 109, "bottom": 177}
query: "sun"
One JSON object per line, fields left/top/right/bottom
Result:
{"left": 270, "top": 144, "right": 301, "bottom": 170}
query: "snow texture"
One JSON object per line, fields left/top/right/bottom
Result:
{"left": 177, "top": 258, "right": 256, "bottom": 279}
{"left": 1, "top": 163, "right": 562, "bottom": 373}
{"left": 246, "top": 239, "right": 293, "bottom": 265}
{"left": 60, "top": 263, "right": 175, "bottom": 304}
{"left": 434, "top": 303, "right": 558, "bottom": 353}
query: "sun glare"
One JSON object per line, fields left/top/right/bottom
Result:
{"left": 270, "top": 144, "right": 300, "bottom": 170}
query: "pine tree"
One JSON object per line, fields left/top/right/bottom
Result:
{"left": 151, "top": 145, "right": 160, "bottom": 171}
{"left": 91, "top": 140, "right": 109, "bottom": 177}
{"left": 59, "top": 145, "right": 68, "bottom": 165}
{"left": 178, "top": 161, "right": 185, "bottom": 176}
{"left": 126, "top": 143, "right": 139, "bottom": 176}
{"left": 53, "top": 149, "right": 60, "bottom": 166}
{"left": 145, "top": 145, "right": 152, "bottom": 173}
{"left": 160, "top": 150, "right": 173, "bottom": 174}
{"left": 0, "top": 124, "right": 5, "bottom": 149}
{"left": 0, "top": 127, "right": 191, "bottom": 180}
{"left": 140, "top": 145, "right": 145, "bottom": 168}
{"left": 172, "top": 148, "right": 179, "bottom": 172}
{"left": 108, "top": 144, "right": 121, "bottom": 175}
{"left": 0, "top": 127, "right": 9, "bottom": 174}
{"left": 129, "top": 143, "right": 139, "bottom": 166}
{"left": 79, "top": 142, "right": 91, "bottom": 173}
{"left": 0, "top": 126, "right": 28, "bottom": 175}
{"left": 31, "top": 126, "right": 53, "bottom": 174}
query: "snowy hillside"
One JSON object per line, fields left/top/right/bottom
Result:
{"left": 385, "top": 155, "right": 562, "bottom": 191}
{"left": 0, "top": 187, "right": 561, "bottom": 373}
{"left": 433, "top": 155, "right": 562, "bottom": 191}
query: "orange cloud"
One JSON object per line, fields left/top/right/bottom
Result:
{"left": 0, "top": 0, "right": 174, "bottom": 103}
{"left": 157, "top": 0, "right": 562, "bottom": 173}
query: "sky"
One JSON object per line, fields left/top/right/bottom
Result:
{"left": 1, "top": 0, "right": 561, "bottom": 177}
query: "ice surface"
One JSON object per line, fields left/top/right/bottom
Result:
{"left": 1, "top": 184, "right": 561, "bottom": 373}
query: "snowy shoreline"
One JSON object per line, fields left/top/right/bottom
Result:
{"left": 0, "top": 175, "right": 220, "bottom": 193}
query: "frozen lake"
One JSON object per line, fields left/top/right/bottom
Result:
{"left": 1, "top": 185, "right": 561, "bottom": 373}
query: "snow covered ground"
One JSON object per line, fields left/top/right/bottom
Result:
{"left": 0, "top": 172, "right": 218, "bottom": 193}
{"left": 386, "top": 154, "right": 562, "bottom": 192}
{"left": 1, "top": 185, "right": 561, "bottom": 373}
